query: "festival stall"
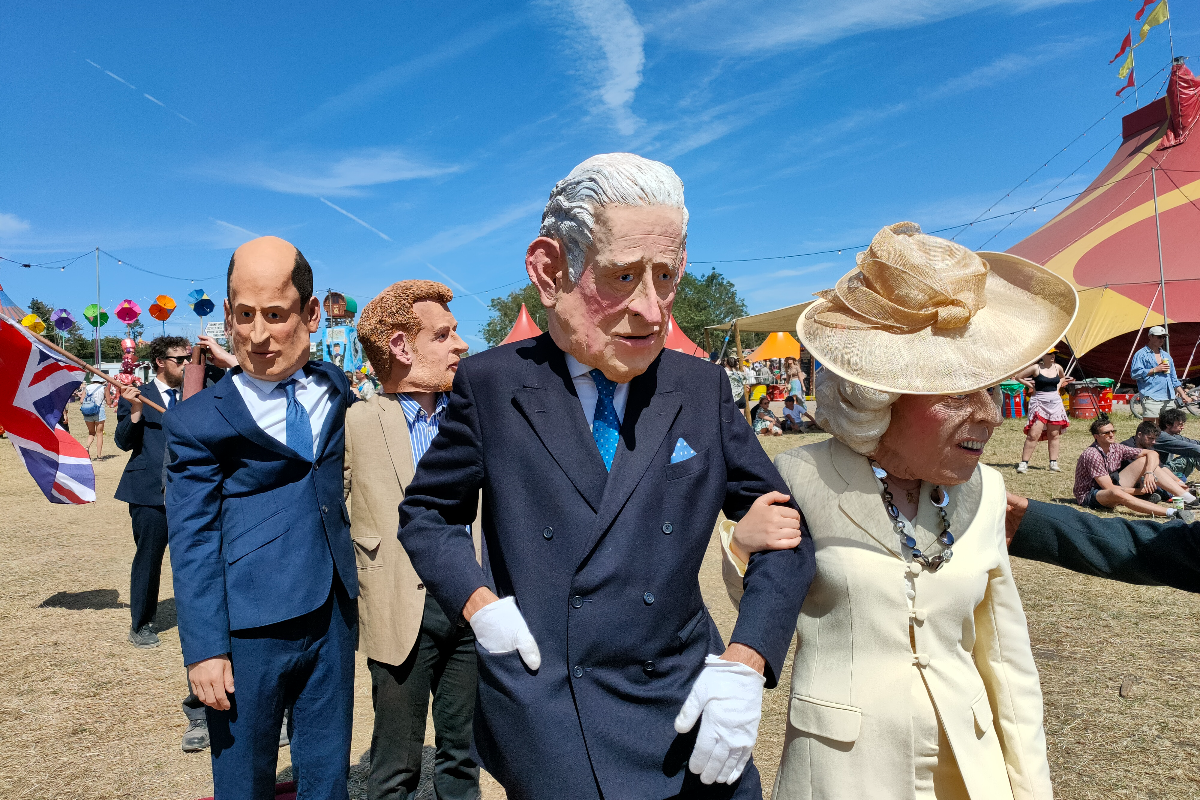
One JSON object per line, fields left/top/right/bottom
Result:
{"left": 706, "top": 301, "right": 815, "bottom": 421}
{"left": 1008, "top": 61, "right": 1200, "bottom": 384}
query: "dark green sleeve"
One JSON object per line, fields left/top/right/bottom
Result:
{"left": 1010, "top": 500, "right": 1200, "bottom": 592}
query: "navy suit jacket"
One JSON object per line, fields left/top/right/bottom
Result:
{"left": 399, "top": 334, "right": 814, "bottom": 800}
{"left": 115, "top": 382, "right": 170, "bottom": 507}
{"left": 164, "top": 360, "right": 358, "bottom": 665}
{"left": 1012, "top": 499, "right": 1200, "bottom": 592}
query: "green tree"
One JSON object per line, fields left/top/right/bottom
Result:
{"left": 672, "top": 269, "right": 764, "bottom": 352}
{"left": 481, "top": 284, "right": 547, "bottom": 347}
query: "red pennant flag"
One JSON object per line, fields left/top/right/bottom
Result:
{"left": 1117, "top": 69, "right": 1136, "bottom": 96}
{"left": 1110, "top": 30, "right": 1132, "bottom": 63}
{"left": 1135, "top": 0, "right": 1156, "bottom": 20}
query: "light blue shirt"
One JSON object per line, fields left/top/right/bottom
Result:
{"left": 397, "top": 392, "right": 447, "bottom": 466}
{"left": 1131, "top": 346, "right": 1182, "bottom": 400}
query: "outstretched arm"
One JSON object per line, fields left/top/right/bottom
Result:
{"left": 1006, "top": 495, "right": 1200, "bottom": 591}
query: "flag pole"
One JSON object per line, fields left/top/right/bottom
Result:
{"left": 1167, "top": 1, "right": 1175, "bottom": 62}
{"left": 1132, "top": 29, "right": 1138, "bottom": 106}
{"left": 1152, "top": 167, "right": 1171, "bottom": 343}
{"left": 23, "top": 324, "right": 166, "bottom": 413}
{"left": 94, "top": 247, "right": 101, "bottom": 371}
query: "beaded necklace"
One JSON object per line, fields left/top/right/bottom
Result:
{"left": 871, "top": 461, "right": 955, "bottom": 571}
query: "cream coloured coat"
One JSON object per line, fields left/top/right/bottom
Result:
{"left": 343, "top": 393, "right": 481, "bottom": 667}
{"left": 722, "top": 438, "right": 1052, "bottom": 800}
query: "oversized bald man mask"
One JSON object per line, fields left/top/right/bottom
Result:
{"left": 525, "top": 153, "right": 688, "bottom": 384}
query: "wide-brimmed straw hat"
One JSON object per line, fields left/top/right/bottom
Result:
{"left": 797, "top": 222, "right": 1077, "bottom": 395}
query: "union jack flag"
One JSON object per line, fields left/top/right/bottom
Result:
{"left": 0, "top": 315, "right": 96, "bottom": 504}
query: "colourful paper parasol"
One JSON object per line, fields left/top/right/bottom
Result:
{"left": 188, "top": 289, "right": 215, "bottom": 317}
{"left": 83, "top": 304, "right": 109, "bottom": 328}
{"left": 116, "top": 299, "right": 142, "bottom": 324}
{"left": 51, "top": 308, "right": 75, "bottom": 331}
{"left": 20, "top": 313, "right": 46, "bottom": 335}
{"left": 148, "top": 295, "right": 176, "bottom": 321}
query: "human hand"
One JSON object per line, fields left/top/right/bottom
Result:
{"left": 1004, "top": 492, "right": 1029, "bottom": 546}
{"left": 1142, "top": 472, "right": 1159, "bottom": 494}
{"left": 188, "top": 655, "right": 235, "bottom": 710}
{"left": 468, "top": 595, "right": 541, "bottom": 670}
{"left": 674, "top": 653, "right": 766, "bottom": 784}
{"left": 197, "top": 336, "right": 238, "bottom": 369}
{"left": 120, "top": 385, "right": 143, "bottom": 418}
{"left": 731, "top": 491, "right": 802, "bottom": 563}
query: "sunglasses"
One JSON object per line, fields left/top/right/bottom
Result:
{"left": 160, "top": 355, "right": 190, "bottom": 365}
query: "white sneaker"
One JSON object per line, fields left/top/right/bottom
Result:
{"left": 1016, "top": 462, "right": 1028, "bottom": 474}
{"left": 1048, "top": 462, "right": 1060, "bottom": 472}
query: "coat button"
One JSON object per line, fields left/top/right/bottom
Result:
{"left": 417, "top": 583, "right": 424, "bottom": 590}
{"left": 907, "top": 563, "right": 922, "bottom": 577}
{"left": 662, "top": 522, "right": 673, "bottom": 534}
{"left": 573, "top": 666, "right": 584, "bottom": 678}
{"left": 644, "top": 592, "right": 655, "bottom": 605}
{"left": 571, "top": 596, "right": 583, "bottom": 609}
{"left": 916, "top": 653, "right": 930, "bottom": 667}
{"left": 643, "top": 661, "right": 655, "bottom": 674}
{"left": 321, "top": 505, "right": 328, "bottom": 514}
{"left": 912, "top": 608, "right": 927, "bottom": 622}
{"left": 543, "top": 526, "right": 554, "bottom": 540}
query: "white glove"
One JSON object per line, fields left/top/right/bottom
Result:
{"left": 673, "top": 654, "right": 765, "bottom": 784}
{"left": 468, "top": 596, "right": 541, "bottom": 670}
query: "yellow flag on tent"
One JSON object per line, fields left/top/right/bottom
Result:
{"left": 1117, "top": 48, "right": 1134, "bottom": 80}
{"left": 1138, "top": 0, "right": 1169, "bottom": 43}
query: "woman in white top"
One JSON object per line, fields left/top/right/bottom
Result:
{"left": 723, "top": 223, "right": 1077, "bottom": 800}
{"left": 79, "top": 379, "right": 107, "bottom": 459}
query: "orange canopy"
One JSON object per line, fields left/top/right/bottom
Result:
{"left": 500, "top": 304, "right": 543, "bottom": 345}
{"left": 747, "top": 331, "right": 801, "bottom": 361}
{"left": 665, "top": 315, "right": 706, "bottom": 357}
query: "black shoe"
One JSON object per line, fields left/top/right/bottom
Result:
{"left": 128, "top": 624, "right": 160, "bottom": 649}
{"left": 279, "top": 708, "right": 290, "bottom": 748}
{"left": 1146, "top": 491, "right": 1168, "bottom": 504}
{"left": 182, "top": 717, "right": 209, "bottom": 752}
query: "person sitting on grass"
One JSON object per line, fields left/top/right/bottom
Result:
{"left": 1073, "top": 415, "right": 1196, "bottom": 520}
{"left": 780, "top": 396, "right": 816, "bottom": 432}
{"left": 752, "top": 393, "right": 783, "bottom": 436}
{"left": 1154, "top": 407, "right": 1200, "bottom": 485}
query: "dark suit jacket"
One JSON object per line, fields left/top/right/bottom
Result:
{"left": 164, "top": 360, "right": 358, "bottom": 666}
{"left": 399, "top": 334, "right": 814, "bottom": 800}
{"left": 1011, "top": 499, "right": 1200, "bottom": 592}
{"left": 115, "top": 381, "right": 170, "bottom": 507}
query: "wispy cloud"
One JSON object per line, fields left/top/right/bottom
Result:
{"left": 290, "top": 20, "right": 519, "bottom": 132}
{"left": 0, "top": 212, "right": 31, "bottom": 238}
{"left": 925, "top": 39, "right": 1086, "bottom": 101}
{"left": 391, "top": 200, "right": 543, "bottom": 263}
{"left": 556, "top": 0, "right": 646, "bottom": 135}
{"left": 646, "top": 0, "right": 1082, "bottom": 54}
{"left": 318, "top": 198, "right": 393, "bottom": 242}
{"left": 210, "top": 218, "right": 262, "bottom": 248}
{"left": 207, "top": 148, "right": 460, "bottom": 197}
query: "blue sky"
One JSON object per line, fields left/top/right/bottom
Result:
{"left": 1, "top": 1, "right": 1192, "bottom": 347}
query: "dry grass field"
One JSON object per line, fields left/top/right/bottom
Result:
{"left": 1, "top": 402, "right": 1197, "bottom": 799}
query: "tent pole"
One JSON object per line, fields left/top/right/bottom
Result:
{"left": 94, "top": 247, "right": 101, "bottom": 369}
{"left": 704, "top": 328, "right": 711, "bottom": 355}
{"left": 1152, "top": 168, "right": 1170, "bottom": 341}
{"left": 1119, "top": 284, "right": 1160, "bottom": 385}
{"left": 1182, "top": 335, "right": 1200, "bottom": 383}
{"left": 734, "top": 321, "right": 751, "bottom": 424}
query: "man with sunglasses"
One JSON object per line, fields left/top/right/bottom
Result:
{"left": 1072, "top": 415, "right": 1194, "bottom": 520}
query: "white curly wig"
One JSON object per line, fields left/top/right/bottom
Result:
{"left": 814, "top": 368, "right": 902, "bottom": 455}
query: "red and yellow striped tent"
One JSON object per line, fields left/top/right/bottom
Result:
{"left": 1008, "top": 61, "right": 1200, "bottom": 379}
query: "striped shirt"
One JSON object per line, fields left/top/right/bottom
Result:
{"left": 397, "top": 392, "right": 448, "bottom": 466}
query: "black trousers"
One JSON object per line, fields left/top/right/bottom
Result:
{"left": 367, "top": 593, "right": 479, "bottom": 800}
{"left": 128, "top": 504, "right": 168, "bottom": 631}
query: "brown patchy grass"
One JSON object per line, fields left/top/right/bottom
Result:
{"left": 1, "top": 405, "right": 1197, "bottom": 798}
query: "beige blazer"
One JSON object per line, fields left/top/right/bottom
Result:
{"left": 343, "top": 393, "right": 481, "bottom": 666}
{"left": 723, "top": 438, "right": 1052, "bottom": 800}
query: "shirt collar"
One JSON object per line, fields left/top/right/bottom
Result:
{"left": 564, "top": 353, "right": 595, "bottom": 380}
{"left": 240, "top": 366, "right": 309, "bottom": 397}
{"left": 398, "top": 392, "right": 447, "bottom": 425}
{"left": 152, "top": 376, "right": 176, "bottom": 397}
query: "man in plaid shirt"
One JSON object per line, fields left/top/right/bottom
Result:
{"left": 1073, "top": 415, "right": 1194, "bottom": 521}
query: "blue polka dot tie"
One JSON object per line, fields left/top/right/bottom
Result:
{"left": 590, "top": 369, "right": 619, "bottom": 471}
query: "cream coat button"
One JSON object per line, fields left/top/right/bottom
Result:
{"left": 907, "top": 563, "right": 921, "bottom": 576}
{"left": 905, "top": 589, "right": 916, "bottom": 600}
{"left": 916, "top": 654, "right": 930, "bottom": 667}
{"left": 912, "top": 609, "right": 927, "bottom": 622}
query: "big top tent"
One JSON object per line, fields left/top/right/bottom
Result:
{"left": 1008, "top": 61, "right": 1200, "bottom": 380}
{"left": 0, "top": 283, "right": 26, "bottom": 322}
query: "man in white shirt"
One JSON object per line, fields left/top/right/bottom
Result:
{"left": 165, "top": 236, "right": 359, "bottom": 798}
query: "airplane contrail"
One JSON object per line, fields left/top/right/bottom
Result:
{"left": 318, "top": 197, "right": 393, "bottom": 241}
{"left": 84, "top": 58, "right": 194, "bottom": 124}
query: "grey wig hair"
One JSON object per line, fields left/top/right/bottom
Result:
{"left": 539, "top": 153, "right": 689, "bottom": 282}
{"left": 813, "top": 368, "right": 902, "bottom": 456}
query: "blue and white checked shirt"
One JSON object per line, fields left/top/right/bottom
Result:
{"left": 397, "top": 392, "right": 448, "bottom": 466}
{"left": 1131, "top": 346, "right": 1183, "bottom": 400}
